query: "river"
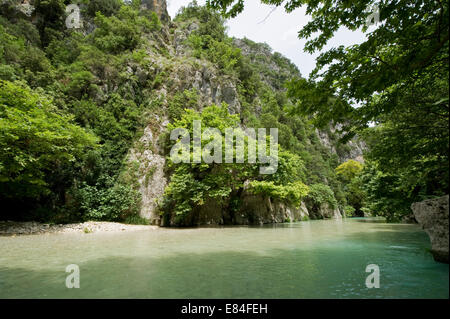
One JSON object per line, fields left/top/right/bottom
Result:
{"left": 0, "top": 218, "right": 448, "bottom": 298}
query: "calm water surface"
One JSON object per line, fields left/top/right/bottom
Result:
{"left": 0, "top": 218, "right": 448, "bottom": 298}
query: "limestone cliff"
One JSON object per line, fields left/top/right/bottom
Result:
{"left": 412, "top": 195, "right": 449, "bottom": 263}
{"left": 140, "top": 0, "right": 169, "bottom": 22}
{"left": 118, "top": 2, "right": 365, "bottom": 226}
{"left": 0, "top": 0, "right": 360, "bottom": 225}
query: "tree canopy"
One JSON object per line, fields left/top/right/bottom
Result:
{"left": 208, "top": 0, "right": 449, "bottom": 220}
{"left": 207, "top": 0, "right": 449, "bottom": 133}
{"left": 0, "top": 80, "right": 97, "bottom": 198}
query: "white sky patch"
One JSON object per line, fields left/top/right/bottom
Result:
{"left": 167, "top": 0, "right": 367, "bottom": 77}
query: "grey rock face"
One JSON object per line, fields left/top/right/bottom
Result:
{"left": 412, "top": 195, "right": 449, "bottom": 263}
{"left": 231, "top": 38, "right": 300, "bottom": 90}
{"left": 304, "top": 199, "right": 342, "bottom": 220}
{"left": 128, "top": 120, "right": 169, "bottom": 225}
{"left": 237, "top": 193, "right": 309, "bottom": 225}
{"left": 315, "top": 126, "right": 366, "bottom": 163}
{"left": 319, "top": 203, "right": 342, "bottom": 219}
{"left": 162, "top": 192, "right": 310, "bottom": 226}
{"left": 141, "top": 0, "right": 170, "bottom": 22}
{"left": 165, "top": 60, "right": 241, "bottom": 114}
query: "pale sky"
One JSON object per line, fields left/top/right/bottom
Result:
{"left": 167, "top": 0, "right": 368, "bottom": 78}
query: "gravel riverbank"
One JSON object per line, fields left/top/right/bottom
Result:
{"left": 0, "top": 221, "right": 158, "bottom": 236}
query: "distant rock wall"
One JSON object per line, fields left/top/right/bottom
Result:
{"left": 130, "top": 3, "right": 349, "bottom": 226}
{"left": 162, "top": 194, "right": 310, "bottom": 227}
{"left": 141, "top": 0, "right": 170, "bottom": 22}
{"left": 236, "top": 192, "right": 310, "bottom": 225}
{"left": 162, "top": 188, "right": 344, "bottom": 227}
{"left": 412, "top": 195, "right": 449, "bottom": 263}
{"left": 304, "top": 199, "right": 342, "bottom": 220}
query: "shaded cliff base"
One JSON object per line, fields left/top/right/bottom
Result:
{"left": 162, "top": 192, "right": 343, "bottom": 227}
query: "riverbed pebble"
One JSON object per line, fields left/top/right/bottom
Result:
{"left": 0, "top": 221, "right": 157, "bottom": 236}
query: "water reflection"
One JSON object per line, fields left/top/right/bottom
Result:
{"left": 0, "top": 219, "right": 448, "bottom": 298}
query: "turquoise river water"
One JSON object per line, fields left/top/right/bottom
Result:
{"left": 0, "top": 218, "right": 448, "bottom": 298}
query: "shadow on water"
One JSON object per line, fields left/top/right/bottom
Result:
{"left": 0, "top": 241, "right": 448, "bottom": 299}
{"left": 350, "top": 217, "right": 387, "bottom": 223}
{"left": 0, "top": 218, "right": 447, "bottom": 299}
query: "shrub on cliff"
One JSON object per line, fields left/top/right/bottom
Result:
{"left": 306, "top": 183, "right": 338, "bottom": 210}
{"left": 249, "top": 180, "right": 309, "bottom": 208}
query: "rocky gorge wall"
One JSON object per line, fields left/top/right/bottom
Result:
{"left": 3, "top": 0, "right": 358, "bottom": 226}
{"left": 162, "top": 183, "right": 313, "bottom": 227}
{"left": 123, "top": 2, "right": 358, "bottom": 226}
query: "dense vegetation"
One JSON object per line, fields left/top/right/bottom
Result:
{"left": 2, "top": 0, "right": 444, "bottom": 224}
{"left": 0, "top": 0, "right": 161, "bottom": 222}
{"left": 161, "top": 2, "right": 357, "bottom": 224}
{"left": 160, "top": 103, "right": 309, "bottom": 224}
{"left": 209, "top": 0, "right": 449, "bottom": 221}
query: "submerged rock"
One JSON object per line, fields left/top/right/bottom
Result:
{"left": 411, "top": 195, "right": 449, "bottom": 263}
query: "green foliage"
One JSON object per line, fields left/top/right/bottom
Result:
{"left": 124, "top": 214, "right": 150, "bottom": 225}
{"left": 187, "top": 34, "right": 242, "bottom": 75}
{"left": 91, "top": 6, "right": 160, "bottom": 54}
{"left": 359, "top": 161, "right": 413, "bottom": 222}
{"left": 176, "top": 5, "right": 346, "bottom": 211}
{"left": 335, "top": 160, "right": 363, "bottom": 183}
{"left": 363, "top": 71, "right": 449, "bottom": 199}
{"left": 66, "top": 70, "right": 97, "bottom": 99}
{"left": 168, "top": 88, "right": 199, "bottom": 121}
{"left": 335, "top": 160, "right": 366, "bottom": 215}
{"left": 75, "top": 175, "right": 141, "bottom": 221}
{"left": 208, "top": 0, "right": 449, "bottom": 220}
{"left": 0, "top": 2, "right": 152, "bottom": 221}
{"left": 0, "top": 80, "right": 97, "bottom": 199}
{"left": 236, "top": 38, "right": 301, "bottom": 90}
{"left": 343, "top": 205, "right": 356, "bottom": 217}
{"left": 176, "top": 2, "right": 243, "bottom": 76}
{"left": 34, "top": 0, "right": 66, "bottom": 47}
{"left": 161, "top": 105, "right": 307, "bottom": 224}
{"left": 175, "top": 1, "right": 227, "bottom": 41}
{"left": 359, "top": 67, "right": 449, "bottom": 221}
{"left": 0, "top": 23, "right": 53, "bottom": 86}
{"left": 208, "top": 0, "right": 449, "bottom": 125}
{"left": 306, "top": 183, "right": 338, "bottom": 209}
{"left": 162, "top": 104, "right": 248, "bottom": 220}
{"left": 0, "top": 1, "right": 368, "bottom": 225}
{"left": 249, "top": 180, "right": 309, "bottom": 208}
{"left": 83, "top": 0, "right": 122, "bottom": 17}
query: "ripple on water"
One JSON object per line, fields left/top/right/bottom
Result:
{"left": 0, "top": 218, "right": 448, "bottom": 298}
